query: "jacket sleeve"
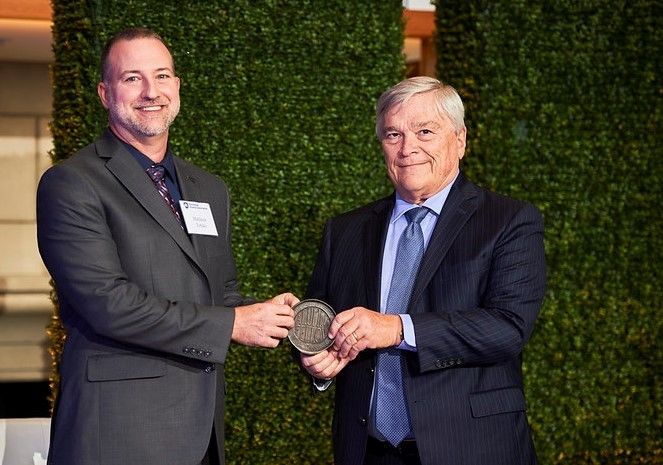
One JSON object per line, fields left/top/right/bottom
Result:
{"left": 305, "top": 220, "right": 333, "bottom": 302}
{"left": 412, "top": 202, "right": 546, "bottom": 373}
{"left": 37, "top": 163, "right": 236, "bottom": 364}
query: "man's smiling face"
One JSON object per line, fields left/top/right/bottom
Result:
{"left": 380, "top": 91, "right": 466, "bottom": 204}
{"left": 97, "top": 37, "right": 180, "bottom": 144}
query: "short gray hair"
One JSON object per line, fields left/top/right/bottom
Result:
{"left": 375, "top": 76, "right": 465, "bottom": 138}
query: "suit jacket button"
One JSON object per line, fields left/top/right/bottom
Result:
{"left": 359, "top": 417, "right": 367, "bottom": 426}
{"left": 183, "top": 347, "right": 191, "bottom": 354}
{"left": 204, "top": 351, "right": 211, "bottom": 357}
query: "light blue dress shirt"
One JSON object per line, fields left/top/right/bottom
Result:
{"left": 382, "top": 171, "right": 459, "bottom": 351}
{"left": 365, "top": 171, "right": 460, "bottom": 437}
{"left": 312, "top": 172, "right": 459, "bottom": 392}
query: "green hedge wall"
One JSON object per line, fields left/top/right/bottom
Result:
{"left": 50, "top": 1, "right": 403, "bottom": 463}
{"left": 436, "top": 1, "right": 662, "bottom": 463}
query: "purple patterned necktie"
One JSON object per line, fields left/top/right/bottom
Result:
{"left": 145, "top": 164, "right": 184, "bottom": 228}
{"left": 375, "top": 206, "right": 429, "bottom": 446}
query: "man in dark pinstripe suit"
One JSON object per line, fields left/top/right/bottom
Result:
{"left": 301, "top": 77, "right": 546, "bottom": 465}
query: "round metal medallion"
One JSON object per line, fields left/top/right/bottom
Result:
{"left": 288, "top": 299, "right": 335, "bottom": 354}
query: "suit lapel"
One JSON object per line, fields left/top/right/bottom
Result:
{"left": 409, "top": 174, "right": 479, "bottom": 312}
{"left": 365, "top": 196, "right": 393, "bottom": 311}
{"left": 175, "top": 158, "right": 212, "bottom": 276}
{"left": 96, "top": 131, "right": 202, "bottom": 271}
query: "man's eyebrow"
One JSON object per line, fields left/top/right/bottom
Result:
{"left": 120, "top": 67, "right": 174, "bottom": 75}
{"left": 412, "top": 120, "right": 441, "bottom": 129}
{"left": 382, "top": 120, "right": 442, "bottom": 134}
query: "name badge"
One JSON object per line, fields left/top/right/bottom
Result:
{"left": 179, "top": 200, "right": 218, "bottom": 236}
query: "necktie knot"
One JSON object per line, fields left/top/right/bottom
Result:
{"left": 146, "top": 164, "right": 166, "bottom": 183}
{"left": 404, "top": 206, "right": 429, "bottom": 225}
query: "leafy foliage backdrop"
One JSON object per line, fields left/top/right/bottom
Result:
{"left": 436, "top": 1, "right": 662, "bottom": 463}
{"left": 49, "top": 1, "right": 403, "bottom": 463}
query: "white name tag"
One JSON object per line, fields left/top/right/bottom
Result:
{"left": 179, "top": 200, "right": 218, "bottom": 236}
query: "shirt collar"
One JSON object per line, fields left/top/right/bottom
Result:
{"left": 114, "top": 133, "right": 177, "bottom": 182}
{"left": 391, "top": 170, "right": 460, "bottom": 223}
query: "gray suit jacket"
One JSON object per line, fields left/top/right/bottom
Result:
{"left": 37, "top": 129, "right": 248, "bottom": 465}
{"left": 306, "top": 173, "right": 546, "bottom": 465}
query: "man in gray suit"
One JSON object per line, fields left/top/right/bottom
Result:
{"left": 300, "top": 77, "right": 546, "bottom": 465}
{"left": 37, "top": 27, "right": 296, "bottom": 465}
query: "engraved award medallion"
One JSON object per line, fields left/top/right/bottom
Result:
{"left": 288, "top": 299, "right": 335, "bottom": 354}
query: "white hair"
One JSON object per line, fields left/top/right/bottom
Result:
{"left": 375, "top": 76, "right": 465, "bottom": 137}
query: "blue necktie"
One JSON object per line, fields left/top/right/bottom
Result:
{"left": 375, "top": 206, "right": 429, "bottom": 446}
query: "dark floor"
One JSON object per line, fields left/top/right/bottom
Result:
{"left": 0, "top": 381, "right": 50, "bottom": 418}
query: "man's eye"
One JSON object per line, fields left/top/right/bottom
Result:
{"left": 157, "top": 74, "right": 171, "bottom": 79}
{"left": 419, "top": 129, "right": 433, "bottom": 135}
{"left": 124, "top": 76, "right": 139, "bottom": 82}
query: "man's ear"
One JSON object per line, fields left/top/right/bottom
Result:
{"left": 97, "top": 81, "right": 110, "bottom": 110}
{"left": 457, "top": 127, "right": 467, "bottom": 160}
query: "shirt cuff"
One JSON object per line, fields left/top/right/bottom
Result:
{"left": 312, "top": 377, "right": 333, "bottom": 391}
{"left": 397, "top": 314, "right": 417, "bottom": 351}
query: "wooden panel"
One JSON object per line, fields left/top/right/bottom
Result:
{"left": 0, "top": 314, "right": 50, "bottom": 381}
{"left": 0, "top": 0, "right": 52, "bottom": 20}
{"left": 404, "top": 10, "right": 435, "bottom": 38}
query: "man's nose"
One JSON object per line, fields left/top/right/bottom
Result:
{"left": 400, "top": 133, "right": 418, "bottom": 155}
{"left": 141, "top": 78, "right": 159, "bottom": 100}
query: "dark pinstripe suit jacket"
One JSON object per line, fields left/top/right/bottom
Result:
{"left": 306, "top": 173, "right": 546, "bottom": 465}
{"left": 37, "top": 129, "right": 249, "bottom": 465}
